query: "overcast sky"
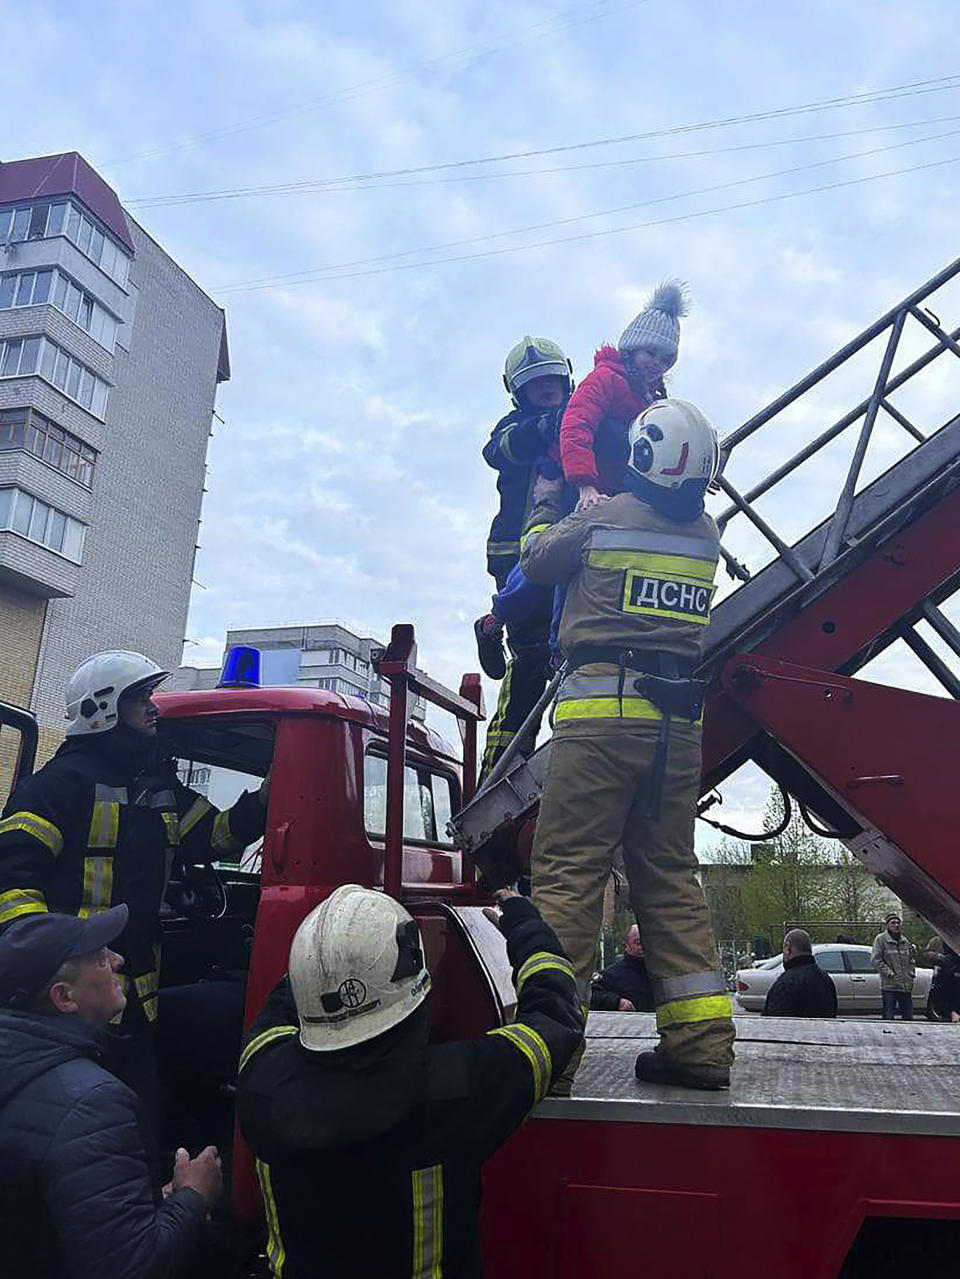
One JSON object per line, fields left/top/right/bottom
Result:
{"left": 7, "top": 0, "right": 960, "bottom": 840}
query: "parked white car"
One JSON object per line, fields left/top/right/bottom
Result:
{"left": 734, "top": 944, "right": 933, "bottom": 1015}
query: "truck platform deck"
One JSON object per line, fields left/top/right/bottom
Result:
{"left": 539, "top": 1012, "right": 960, "bottom": 1137}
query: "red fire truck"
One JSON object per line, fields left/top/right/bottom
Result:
{"left": 4, "top": 255, "right": 960, "bottom": 1276}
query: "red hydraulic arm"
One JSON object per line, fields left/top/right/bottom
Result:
{"left": 720, "top": 654, "right": 960, "bottom": 951}
{"left": 701, "top": 482, "right": 960, "bottom": 790}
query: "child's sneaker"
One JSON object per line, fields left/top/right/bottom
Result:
{"left": 474, "top": 614, "right": 507, "bottom": 680}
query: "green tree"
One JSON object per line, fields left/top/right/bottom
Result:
{"left": 703, "top": 789, "right": 837, "bottom": 956}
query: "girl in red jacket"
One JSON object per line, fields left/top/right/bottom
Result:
{"left": 561, "top": 279, "right": 688, "bottom": 508}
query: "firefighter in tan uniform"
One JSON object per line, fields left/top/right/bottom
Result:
{"left": 521, "top": 399, "right": 735, "bottom": 1091}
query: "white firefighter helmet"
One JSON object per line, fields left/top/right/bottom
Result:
{"left": 289, "top": 884, "right": 431, "bottom": 1052}
{"left": 626, "top": 398, "right": 719, "bottom": 497}
{"left": 503, "top": 336, "right": 573, "bottom": 403}
{"left": 64, "top": 651, "right": 169, "bottom": 737}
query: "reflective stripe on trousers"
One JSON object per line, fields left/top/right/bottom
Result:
{"left": 656, "top": 993, "right": 734, "bottom": 1030}
{"left": 255, "top": 1159, "right": 287, "bottom": 1277}
{"left": 652, "top": 970, "right": 727, "bottom": 1005}
{"left": 411, "top": 1164, "right": 444, "bottom": 1279}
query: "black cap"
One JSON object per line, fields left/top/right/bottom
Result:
{"left": 0, "top": 905, "right": 128, "bottom": 1008}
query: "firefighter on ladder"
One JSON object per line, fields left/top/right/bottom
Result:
{"left": 476, "top": 336, "right": 574, "bottom": 776}
{"left": 520, "top": 399, "right": 735, "bottom": 1091}
{"left": 0, "top": 652, "right": 268, "bottom": 1110}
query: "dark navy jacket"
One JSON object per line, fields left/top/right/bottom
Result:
{"left": 590, "top": 953, "right": 655, "bottom": 1012}
{"left": 483, "top": 407, "right": 563, "bottom": 585}
{"left": 763, "top": 953, "right": 838, "bottom": 1018}
{"left": 237, "top": 896, "right": 584, "bottom": 1278}
{"left": 0, "top": 1008, "right": 204, "bottom": 1278}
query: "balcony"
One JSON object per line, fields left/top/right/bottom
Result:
{"left": 0, "top": 529, "right": 80, "bottom": 597}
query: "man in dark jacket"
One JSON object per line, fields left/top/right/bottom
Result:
{"left": 237, "top": 883, "right": 584, "bottom": 1278}
{"left": 763, "top": 929, "right": 838, "bottom": 1018}
{"left": 0, "top": 906, "right": 221, "bottom": 1278}
{"left": 591, "top": 923, "right": 655, "bottom": 1011}
{"left": 930, "top": 944, "right": 960, "bottom": 1023}
{"left": 0, "top": 649, "right": 267, "bottom": 1104}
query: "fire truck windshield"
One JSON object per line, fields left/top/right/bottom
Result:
{"left": 158, "top": 717, "right": 274, "bottom": 873}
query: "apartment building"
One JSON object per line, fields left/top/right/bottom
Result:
{"left": 0, "top": 152, "right": 228, "bottom": 780}
{"left": 171, "top": 621, "right": 426, "bottom": 720}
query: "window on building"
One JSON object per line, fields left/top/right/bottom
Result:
{"left": 0, "top": 335, "right": 110, "bottom": 418}
{"left": 0, "top": 406, "right": 97, "bottom": 489}
{"left": 27, "top": 203, "right": 49, "bottom": 240}
{"left": 0, "top": 487, "right": 86, "bottom": 562}
{"left": 0, "top": 337, "right": 41, "bottom": 377}
{"left": 363, "top": 752, "right": 456, "bottom": 846}
{"left": 0, "top": 199, "right": 131, "bottom": 289}
{"left": 0, "top": 268, "right": 119, "bottom": 351}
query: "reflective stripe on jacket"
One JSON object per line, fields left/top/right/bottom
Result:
{"left": 0, "top": 730, "right": 265, "bottom": 1028}
{"left": 520, "top": 491, "right": 719, "bottom": 725}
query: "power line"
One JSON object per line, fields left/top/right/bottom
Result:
{"left": 128, "top": 72, "right": 960, "bottom": 206}
{"left": 128, "top": 112, "right": 960, "bottom": 205}
{"left": 104, "top": 0, "right": 648, "bottom": 168}
{"left": 215, "top": 151, "right": 960, "bottom": 292}
{"left": 216, "top": 126, "right": 960, "bottom": 291}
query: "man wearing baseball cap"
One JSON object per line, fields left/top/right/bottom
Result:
{"left": 0, "top": 906, "right": 221, "bottom": 1278}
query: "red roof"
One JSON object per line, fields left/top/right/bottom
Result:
{"left": 0, "top": 152, "right": 134, "bottom": 254}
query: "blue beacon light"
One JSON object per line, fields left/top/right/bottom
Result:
{"left": 217, "top": 645, "right": 262, "bottom": 689}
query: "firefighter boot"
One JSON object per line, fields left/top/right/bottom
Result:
{"left": 635, "top": 1047, "right": 730, "bottom": 1091}
{"left": 474, "top": 615, "right": 507, "bottom": 681}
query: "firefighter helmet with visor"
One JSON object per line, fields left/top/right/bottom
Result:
{"left": 503, "top": 336, "right": 573, "bottom": 405}
{"left": 64, "top": 651, "right": 169, "bottom": 737}
{"left": 626, "top": 399, "right": 719, "bottom": 520}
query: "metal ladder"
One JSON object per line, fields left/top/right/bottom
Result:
{"left": 450, "top": 253, "right": 960, "bottom": 863}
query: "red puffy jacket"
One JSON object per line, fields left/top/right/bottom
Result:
{"left": 559, "top": 345, "right": 653, "bottom": 491}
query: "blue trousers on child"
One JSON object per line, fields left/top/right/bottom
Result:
{"left": 493, "top": 567, "right": 565, "bottom": 656}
